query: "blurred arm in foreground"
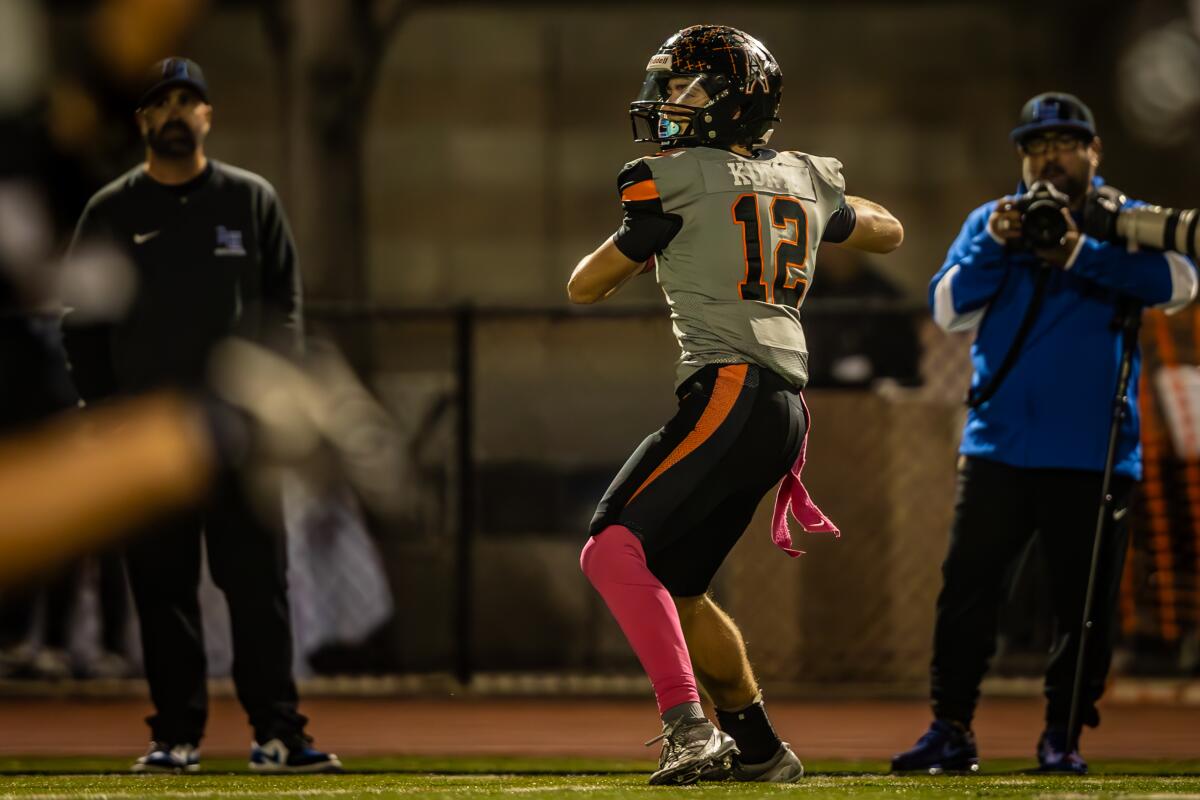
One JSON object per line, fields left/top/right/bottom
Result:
{"left": 0, "top": 338, "right": 404, "bottom": 588}
{"left": 0, "top": 392, "right": 213, "bottom": 584}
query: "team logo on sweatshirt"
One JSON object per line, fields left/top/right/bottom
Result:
{"left": 214, "top": 225, "right": 246, "bottom": 257}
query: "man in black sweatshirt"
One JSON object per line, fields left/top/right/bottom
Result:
{"left": 65, "top": 58, "right": 339, "bottom": 774}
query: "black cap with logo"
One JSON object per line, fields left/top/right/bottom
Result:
{"left": 1010, "top": 92, "right": 1096, "bottom": 144}
{"left": 138, "top": 58, "right": 209, "bottom": 109}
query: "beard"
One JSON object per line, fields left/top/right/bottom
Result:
{"left": 146, "top": 120, "right": 197, "bottom": 157}
{"left": 1038, "top": 163, "right": 1088, "bottom": 201}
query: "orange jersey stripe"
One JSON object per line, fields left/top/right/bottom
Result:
{"left": 621, "top": 179, "right": 660, "bottom": 203}
{"left": 626, "top": 364, "right": 748, "bottom": 506}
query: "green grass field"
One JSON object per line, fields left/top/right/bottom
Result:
{"left": 2, "top": 757, "right": 1200, "bottom": 799}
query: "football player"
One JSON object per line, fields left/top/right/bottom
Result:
{"left": 570, "top": 25, "right": 904, "bottom": 785}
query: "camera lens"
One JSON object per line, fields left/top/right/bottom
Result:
{"left": 1023, "top": 200, "right": 1068, "bottom": 248}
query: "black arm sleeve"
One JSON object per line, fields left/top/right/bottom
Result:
{"left": 257, "top": 185, "right": 303, "bottom": 355}
{"left": 610, "top": 161, "right": 682, "bottom": 264}
{"left": 612, "top": 208, "right": 683, "bottom": 263}
{"left": 61, "top": 200, "right": 119, "bottom": 403}
{"left": 821, "top": 203, "right": 857, "bottom": 244}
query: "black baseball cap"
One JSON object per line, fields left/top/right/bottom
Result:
{"left": 138, "top": 58, "right": 209, "bottom": 109}
{"left": 1010, "top": 92, "right": 1096, "bottom": 144}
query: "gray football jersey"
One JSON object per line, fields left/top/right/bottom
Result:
{"left": 629, "top": 147, "right": 846, "bottom": 389}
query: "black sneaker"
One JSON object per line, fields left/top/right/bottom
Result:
{"left": 249, "top": 735, "right": 342, "bottom": 774}
{"left": 891, "top": 719, "right": 980, "bottom": 774}
{"left": 131, "top": 741, "right": 200, "bottom": 774}
{"left": 645, "top": 717, "right": 738, "bottom": 785}
{"left": 1037, "top": 728, "right": 1087, "bottom": 774}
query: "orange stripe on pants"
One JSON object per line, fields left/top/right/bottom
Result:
{"left": 625, "top": 364, "right": 748, "bottom": 506}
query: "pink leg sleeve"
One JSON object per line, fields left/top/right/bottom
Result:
{"left": 580, "top": 525, "right": 700, "bottom": 714}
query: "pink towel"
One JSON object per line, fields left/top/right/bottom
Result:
{"left": 771, "top": 395, "right": 840, "bottom": 557}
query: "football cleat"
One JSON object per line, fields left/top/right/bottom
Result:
{"left": 732, "top": 741, "right": 804, "bottom": 782}
{"left": 646, "top": 716, "right": 738, "bottom": 785}
{"left": 1037, "top": 728, "right": 1088, "bottom": 774}
{"left": 891, "top": 719, "right": 980, "bottom": 774}
{"left": 249, "top": 736, "right": 343, "bottom": 774}
{"left": 131, "top": 742, "right": 200, "bottom": 774}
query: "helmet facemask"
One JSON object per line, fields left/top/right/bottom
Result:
{"left": 631, "top": 72, "right": 726, "bottom": 146}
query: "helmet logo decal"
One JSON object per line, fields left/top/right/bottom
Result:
{"left": 742, "top": 38, "right": 773, "bottom": 96}
{"left": 646, "top": 53, "right": 673, "bottom": 72}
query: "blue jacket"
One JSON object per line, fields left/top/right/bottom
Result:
{"left": 929, "top": 178, "right": 1198, "bottom": 479}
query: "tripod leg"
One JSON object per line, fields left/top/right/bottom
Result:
{"left": 1066, "top": 306, "right": 1142, "bottom": 751}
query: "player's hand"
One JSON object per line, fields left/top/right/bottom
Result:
{"left": 987, "top": 197, "right": 1023, "bottom": 243}
{"left": 1033, "top": 207, "right": 1082, "bottom": 269}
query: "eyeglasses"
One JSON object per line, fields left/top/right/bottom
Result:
{"left": 1020, "top": 133, "right": 1090, "bottom": 155}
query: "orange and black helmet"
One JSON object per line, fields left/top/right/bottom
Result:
{"left": 630, "top": 25, "right": 783, "bottom": 150}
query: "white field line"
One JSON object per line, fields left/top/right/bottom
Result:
{"left": 8, "top": 778, "right": 1200, "bottom": 800}
{"left": 0, "top": 780, "right": 617, "bottom": 800}
{"left": 0, "top": 790, "right": 616, "bottom": 800}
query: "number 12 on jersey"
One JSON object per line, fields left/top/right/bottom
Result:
{"left": 732, "top": 193, "right": 809, "bottom": 307}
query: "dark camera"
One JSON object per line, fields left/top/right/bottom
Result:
{"left": 1014, "top": 180, "right": 1071, "bottom": 249}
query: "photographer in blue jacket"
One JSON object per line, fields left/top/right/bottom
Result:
{"left": 893, "top": 93, "right": 1198, "bottom": 775}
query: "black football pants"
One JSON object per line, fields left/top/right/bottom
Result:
{"left": 125, "top": 478, "right": 306, "bottom": 745}
{"left": 930, "top": 456, "right": 1132, "bottom": 730}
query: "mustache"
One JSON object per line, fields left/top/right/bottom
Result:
{"left": 157, "top": 120, "right": 191, "bottom": 137}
